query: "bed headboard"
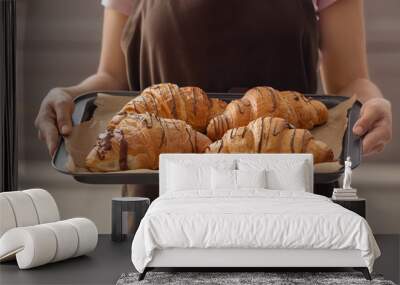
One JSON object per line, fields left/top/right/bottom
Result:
{"left": 159, "top": 154, "right": 314, "bottom": 195}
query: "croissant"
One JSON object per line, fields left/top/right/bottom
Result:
{"left": 205, "top": 116, "right": 334, "bottom": 164}
{"left": 110, "top": 83, "right": 227, "bottom": 132}
{"left": 86, "top": 113, "right": 212, "bottom": 171}
{"left": 206, "top": 87, "right": 328, "bottom": 141}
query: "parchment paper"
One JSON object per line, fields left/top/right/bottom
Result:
{"left": 65, "top": 94, "right": 357, "bottom": 174}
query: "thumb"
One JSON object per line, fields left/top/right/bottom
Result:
{"left": 54, "top": 101, "right": 73, "bottom": 136}
{"left": 353, "top": 104, "right": 381, "bottom": 136}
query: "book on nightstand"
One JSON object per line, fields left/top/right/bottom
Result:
{"left": 332, "top": 188, "right": 358, "bottom": 200}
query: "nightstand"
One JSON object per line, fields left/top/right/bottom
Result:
{"left": 112, "top": 197, "right": 150, "bottom": 242}
{"left": 332, "top": 198, "right": 366, "bottom": 218}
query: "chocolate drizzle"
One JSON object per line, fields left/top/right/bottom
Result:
{"left": 158, "top": 117, "right": 166, "bottom": 148}
{"left": 185, "top": 127, "right": 195, "bottom": 152}
{"left": 172, "top": 120, "right": 180, "bottom": 130}
{"left": 240, "top": 127, "right": 247, "bottom": 138}
{"left": 272, "top": 118, "right": 281, "bottom": 136}
{"left": 255, "top": 87, "right": 263, "bottom": 98}
{"left": 290, "top": 129, "right": 296, "bottom": 153}
{"left": 287, "top": 123, "right": 295, "bottom": 129}
{"left": 212, "top": 117, "right": 218, "bottom": 135}
{"left": 217, "top": 140, "right": 224, "bottom": 153}
{"left": 148, "top": 93, "right": 159, "bottom": 115}
{"left": 267, "top": 87, "right": 277, "bottom": 112}
{"left": 223, "top": 116, "right": 230, "bottom": 131}
{"left": 131, "top": 102, "right": 137, "bottom": 112}
{"left": 98, "top": 128, "right": 128, "bottom": 171}
{"left": 125, "top": 100, "right": 137, "bottom": 113}
{"left": 143, "top": 113, "right": 153, "bottom": 128}
{"left": 216, "top": 117, "right": 221, "bottom": 136}
{"left": 141, "top": 96, "right": 149, "bottom": 112}
{"left": 264, "top": 117, "right": 273, "bottom": 149}
{"left": 234, "top": 101, "right": 245, "bottom": 114}
{"left": 96, "top": 130, "right": 113, "bottom": 160}
{"left": 257, "top": 118, "right": 265, "bottom": 152}
{"left": 301, "top": 130, "right": 306, "bottom": 153}
{"left": 230, "top": 128, "right": 237, "bottom": 139}
{"left": 167, "top": 84, "right": 178, "bottom": 118}
{"left": 114, "top": 129, "right": 128, "bottom": 171}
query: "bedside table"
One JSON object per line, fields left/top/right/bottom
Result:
{"left": 332, "top": 198, "right": 366, "bottom": 218}
{"left": 112, "top": 197, "right": 150, "bottom": 242}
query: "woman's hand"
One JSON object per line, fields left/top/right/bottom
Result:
{"left": 319, "top": 1, "right": 392, "bottom": 156}
{"left": 34, "top": 8, "right": 129, "bottom": 157}
{"left": 35, "top": 88, "right": 74, "bottom": 156}
{"left": 353, "top": 98, "right": 392, "bottom": 156}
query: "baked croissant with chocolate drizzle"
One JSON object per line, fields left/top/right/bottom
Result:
{"left": 86, "top": 113, "right": 212, "bottom": 171}
{"left": 110, "top": 83, "right": 227, "bottom": 132}
{"left": 206, "top": 116, "right": 333, "bottom": 164}
{"left": 206, "top": 87, "right": 328, "bottom": 141}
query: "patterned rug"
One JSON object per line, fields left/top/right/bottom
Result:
{"left": 116, "top": 271, "right": 396, "bottom": 285}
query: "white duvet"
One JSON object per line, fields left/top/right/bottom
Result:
{"left": 131, "top": 190, "right": 380, "bottom": 273}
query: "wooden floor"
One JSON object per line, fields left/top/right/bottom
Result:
{"left": 0, "top": 235, "right": 398, "bottom": 285}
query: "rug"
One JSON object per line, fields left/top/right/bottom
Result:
{"left": 116, "top": 272, "right": 396, "bottom": 285}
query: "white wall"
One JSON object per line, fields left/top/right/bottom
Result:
{"left": 353, "top": 164, "right": 400, "bottom": 234}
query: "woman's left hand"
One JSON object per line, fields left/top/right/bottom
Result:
{"left": 352, "top": 97, "right": 392, "bottom": 156}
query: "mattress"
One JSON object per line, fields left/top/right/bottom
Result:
{"left": 131, "top": 190, "right": 380, "bottom": 273}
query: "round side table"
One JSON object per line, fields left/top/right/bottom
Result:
{"left": 112, "top": 197, "right": 150, "bottom": 242}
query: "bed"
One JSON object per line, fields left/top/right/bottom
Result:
{"left": 131, "top": 154, "right": 380, "bottom": 281}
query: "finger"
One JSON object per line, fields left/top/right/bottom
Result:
{"left": 37, "top": 118, "right": 60, "bottom": 156}
{"left": 38, "top": 129, "right": 44, "bottom": 141}
{"left": 362, "top": 128, "right": 388, "bottom": 155}
{"left": 53, "top": 101, "right": 73, "bottom": 136}
{"left": 364, "top": 143, "right": 385, "bottom": 157}
{"left": 353, "top": 105, "right": 383, "bottom": 136}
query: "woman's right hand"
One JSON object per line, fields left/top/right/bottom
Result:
{"left": 35, "top": 88, "right": 75, "bottom": 156}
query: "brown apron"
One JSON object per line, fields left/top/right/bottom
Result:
{"left": 121, "top": 0, "right": 319, "bottom": 199}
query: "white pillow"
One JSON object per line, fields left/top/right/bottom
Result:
{"left": 236, "top": 169, "right": 267, "bottom": 189}
{"left": 211, "top": 168, "right": 236, "bottom": 190}
{"left": 211, "top": 169, "right": 267, "bottom": 190}
{"left": 167, "top": 160, "right": 236, "bottom": 192}
{"left": 238, "top": 159, "right": 308, "bottom": 191}
{"left": 167, "top": 162, "right": 211, "bottom": 191}
{"left": 267, "top": 163, "right": 307, "bottom": 191}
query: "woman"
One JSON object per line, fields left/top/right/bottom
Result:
{"left": 35, "top": 0, "right": 392, "bottom": 199}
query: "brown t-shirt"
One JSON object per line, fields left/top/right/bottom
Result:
{"left": 121, "top": 0, "right": 319, "bottom": 93}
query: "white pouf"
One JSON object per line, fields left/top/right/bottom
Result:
{"left": 0, "top": 196, "right": 17, "bottom": 237}
{"left": 1, "top": 191, "right": 40, "bottom": 227}
{"left": 64, "top": 218, "right": 98, "bottom": 257}
{"left": 0, "top": 189, "right": 98, "bottom": 269}
{"left": 42, "top": 221, "right": 79, "bottom": 262}
{"left": 0, "top": 189, "right": 60, "bottom": 236}
{"left": 23, "top": 189, "right": 60, "bottom": 223}
{"left": 0, "top": 218, "right": 98, "bottom": 269}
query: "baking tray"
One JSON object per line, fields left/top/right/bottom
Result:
{"left": 52, "top": 91, "right": 362, "bottom": 185}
